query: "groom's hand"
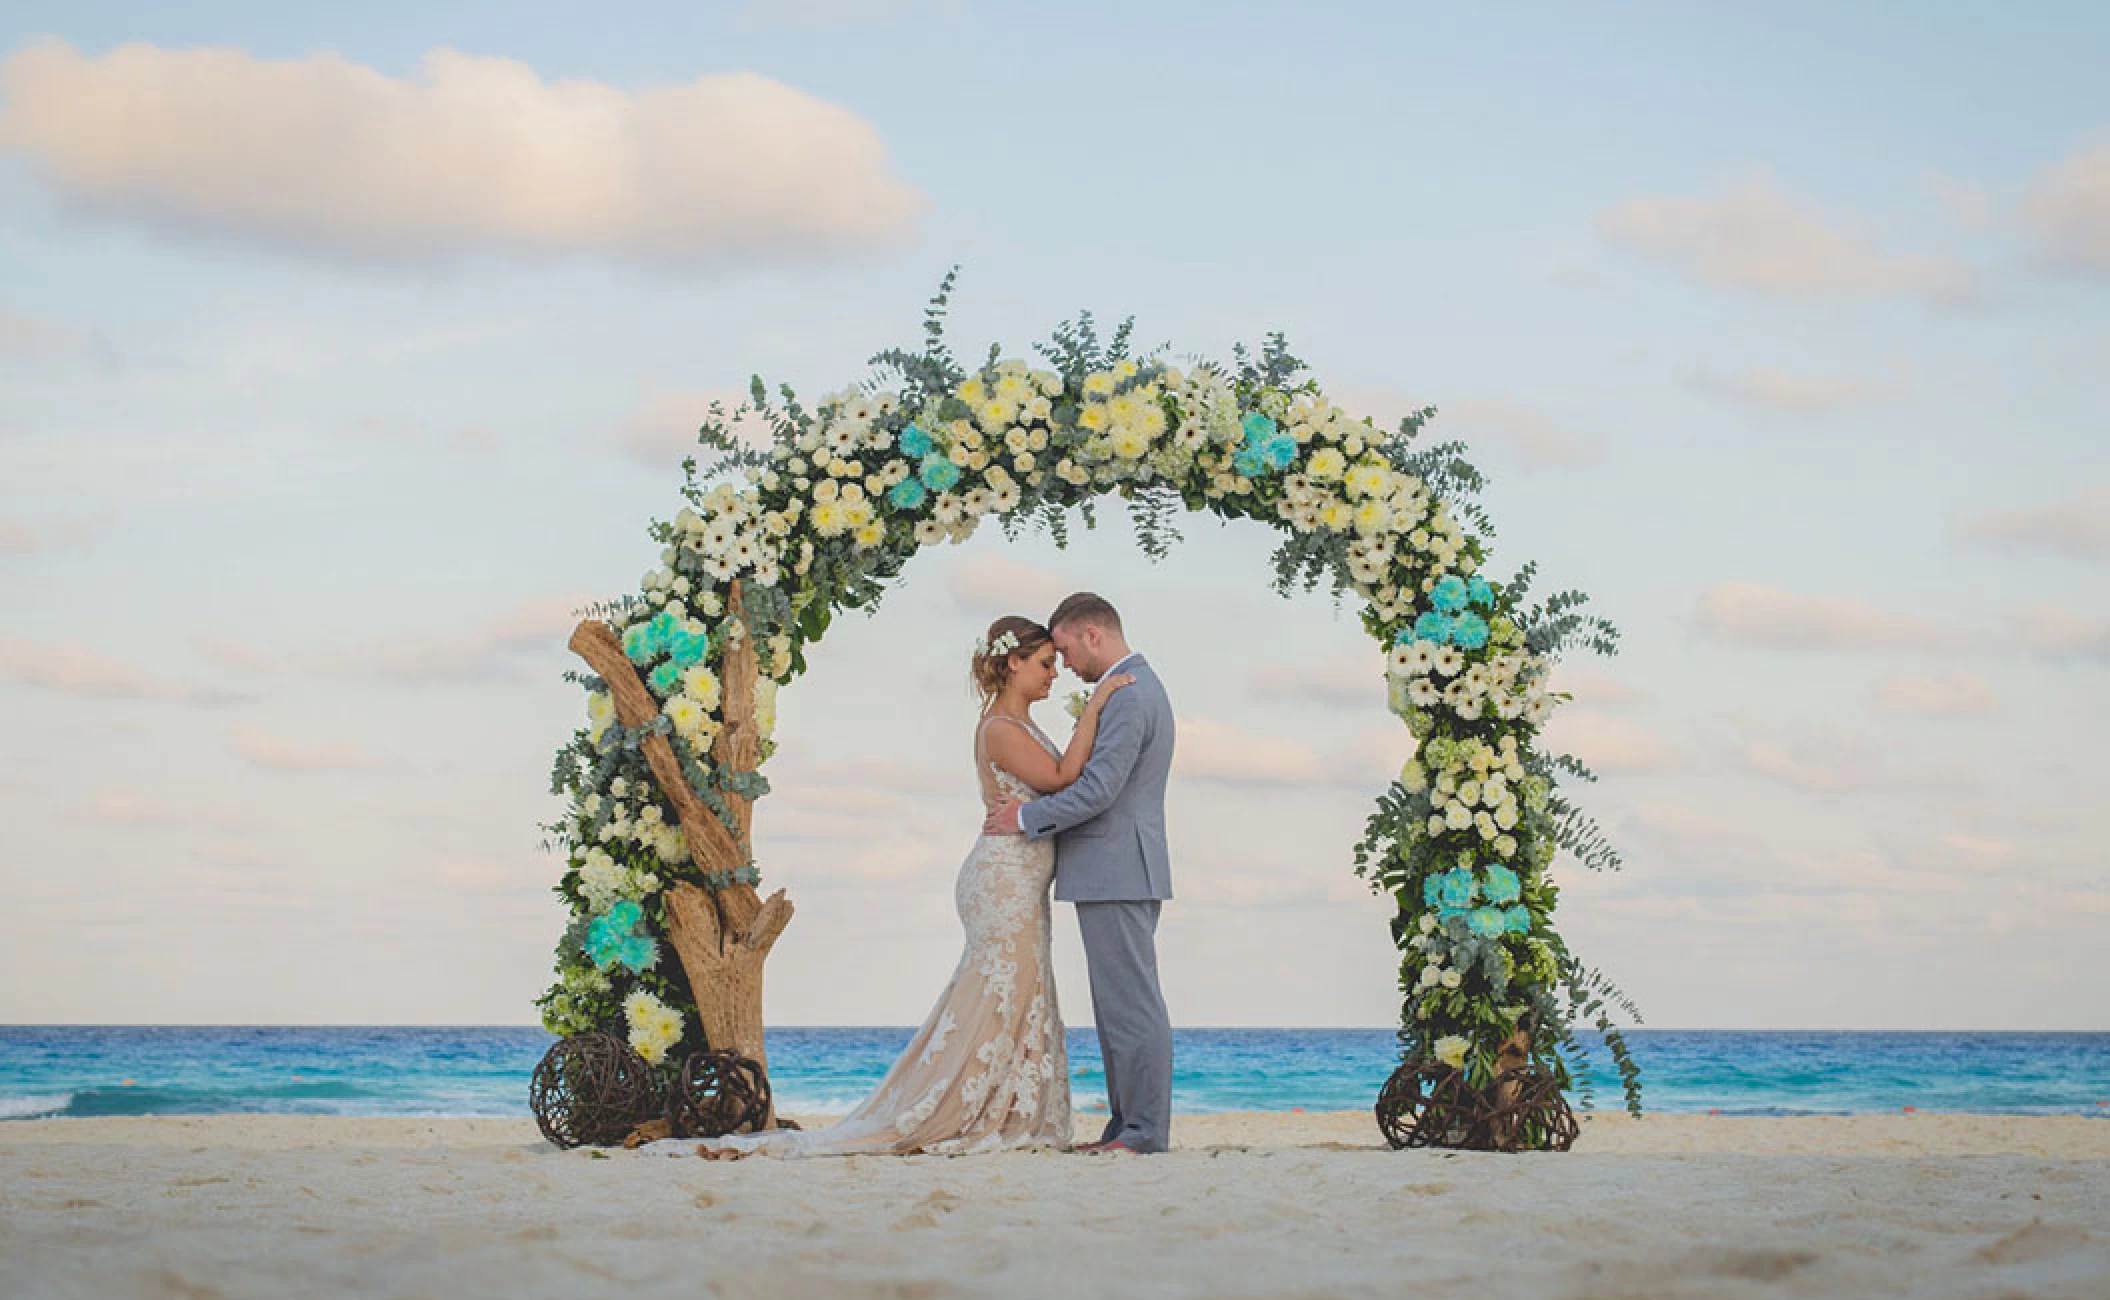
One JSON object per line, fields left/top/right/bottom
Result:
{"left": 983, "top": 799, "right": 1025, "bottom": 836}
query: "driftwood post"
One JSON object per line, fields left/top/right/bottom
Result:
{"left": 568, "top": 580, "right": 792, "bottom": 1127}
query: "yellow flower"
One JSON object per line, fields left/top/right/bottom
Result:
{"left": 1307, "top": 447, "right": 1347, "bottom": 480}
{"left": 1078, "top": 403, "right": 1110, "bottom": 432}
{"left": 1353, "top": 501, "right": 1391, "bottom": 535}
{"left": 842, "top": 499, "right": 875, "bottom": 528}
{"left": 978, "top": 399, "right": 1016, "bottom": 429}
{"left": 664, "top": 695, "right": 703, "bottom": 735}
{"left": 853, "top": 521, "right": 885, "bottom": 548}
{"left": 1344, "top": 463, "right": 1388, "bottom": 498}
{"left": 810, "top": 500, "right": 846, "bottom": 534}
{"left": 1107, "top": 393, "right": 1139, "bottom": 424}
{"left": 993, "top": 373, "right": 1029, "bottom": 402}
{"left": 1082, "top": 372, "right": 1116, "bottom": 397}
{"left": 958, "top": 377, "right": 987, "bottom": 404}
{"left": 1317, "top": 501, "right": 1353, "bottom": 531}
{"left": 681, "top": 666, "right": 721, "bottom": 710}
{"left": 1110, "top": 427, "right": 1150, "bottom": 459}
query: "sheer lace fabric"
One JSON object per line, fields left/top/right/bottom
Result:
{"left": 697, "top": 714, "right": 1070, "bottom": 1157}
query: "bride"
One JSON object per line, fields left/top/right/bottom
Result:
{"left": 697, "top": 614, "right": 1134, "bottom": 1157}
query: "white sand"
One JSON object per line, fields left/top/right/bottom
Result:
{"left": 4, "top": 1112, "right": 2107, "bottom": 1298}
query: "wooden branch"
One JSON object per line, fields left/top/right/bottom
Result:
{"left": 567, "top": 620, "right": 744, "bottom": 875}
{"left": 712, "top": 580, "right": 762, "bottom": 848}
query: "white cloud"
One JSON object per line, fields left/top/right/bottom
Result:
{"left": 311, "top": 596, "right": 589, "bottom": 685}
{"left": 85, "top": 789, "right": 183, "bottom": 827}
{"left": 2012, "top": 606, "right": 2110, "bottom": 662}
{"left": 1443, "top": 398, "right": 1602, "bottom": 468}
{"left": 0, "top": 518, "right": 33, "bottom": 553}
{"left": 1956, "top": 485, "right": 2110, "bottom": 561}
{"left": 1937, "top": 833, "right": 2018, "bottom": 869}
{"left": 0, "top": 40, "right": 922, "bottom": 263}
{"left": 1248, "top": 654, "right": 1383, "bottom": 710}
{"left": 228, "top": 725, "right": 385, "bottom": 773}
{"left": 1540, "top": 707, "right": 1674, "bottom": 772}
{"left": 945, "top": 551, "right": 1075, "bottom": 621}
{"left": 1599, "top": 173, "right": 1974, "bottom": 304}
{"left": 2023, "top": 133, "right": 2110, "bottom": 275}
{"left": 0, "top": 636, "right": 225, "bottom": 702}
{"left": 1546, "top": 663, "right": 1644, "bottom": 708}
{"left": 0, "top": 306, "right": 117, "bottom": 372}
{"left": 614, "top": 388, "right": 771, "bottom": 469}
{"left": 1174, "top": 716, "right": 1330, "bottom": 787}
{"left": 1685, "top": 366, "right": 1869, "bottom": 412}
{"left": 195, "top": 636, "right": 278, "bottom": 674}
{"left": 1874, "top": 671, "right": 1997, "bottom": 718}
{"left": 1696, "top": 582, "right": 1954, "bottom": 652}
{"left": 1740, "top": 734, "right": 1964, "bottom": 797}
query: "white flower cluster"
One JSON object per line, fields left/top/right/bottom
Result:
{"left": 623, "top": 989, "right": 683, "bottom": 1065}
{"left": 572, "top": 839, "right": 667, "bottom": 909}
{"left": 1399, "top": 735, "right": 1542, "bottom": 856}
{"left": 580, "top": 776, "right": 687, "bottom": 869}
{"left": 671, "top": 480, "right": 793, "bottom": 587}
{"left": 1387, "top": 644, "right": 1551, "bottom": 723}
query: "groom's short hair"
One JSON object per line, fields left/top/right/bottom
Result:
{"left": 1048, "top": 592, "right": 1122, "bottom": 634}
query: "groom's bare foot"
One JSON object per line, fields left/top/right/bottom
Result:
{"left": 696, "top": 1145, "right": 750, "bottom": 1161}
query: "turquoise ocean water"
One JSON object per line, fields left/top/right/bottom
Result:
{"left": 2, "top": 1027, "right": 2106, "bottom": 1121}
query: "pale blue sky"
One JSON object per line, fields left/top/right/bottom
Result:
{"left": 2, "top": 2, "right": 2104, "bottom": 1028}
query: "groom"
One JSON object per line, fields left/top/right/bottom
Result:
{"left": 984, "top": 592, "right": 1176, "bottom": 1155}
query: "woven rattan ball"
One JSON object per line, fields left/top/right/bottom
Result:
{"left": 668, "top": 1050, "right": 772, "bottom": 1139}
{"left": 530, "top": 1033, "right": 661, "bottom": 1148}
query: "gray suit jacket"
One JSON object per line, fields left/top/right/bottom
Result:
{"left": 1021, "top": 654, "right": 1175, "bottom": 903}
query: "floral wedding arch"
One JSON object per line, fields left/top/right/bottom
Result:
{"left": 538, "top": 274, "right": 1642, "bottom": 1148}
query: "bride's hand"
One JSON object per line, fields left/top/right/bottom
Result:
{"left": 1087, "top": 673, "right": 1136, "bottom": 713}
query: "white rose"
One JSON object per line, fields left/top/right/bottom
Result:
{"left": 1433, "top": 1035, "right": 1469, "bottom": 1068}
{"left": 1441, "top": 970, "right": 1462, "bottom": 990}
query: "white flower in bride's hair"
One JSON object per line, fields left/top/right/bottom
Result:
{"left": 1433, "top": 1035, "right": 1469, "bottom": 1069}
{"left": 977, "top": 630, "right": 1020, "bottom": 659}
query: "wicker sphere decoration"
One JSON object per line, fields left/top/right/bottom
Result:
{"left": 1376, "top": 1059, "right": 1580, "bottom": 1153}
{"left": 667, "top": 1050, "right": 772, "bottom": 1139}
{"left": 530, "top": 1033, "right": 662, "bottom": 1149}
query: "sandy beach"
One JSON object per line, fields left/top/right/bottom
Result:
{"left": 3, "top": 1112, "right": 2106, "bottom": 1299}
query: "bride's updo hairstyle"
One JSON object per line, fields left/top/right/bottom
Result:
{"left": 970, "top": 615, "right": 1052, "bottom": 700}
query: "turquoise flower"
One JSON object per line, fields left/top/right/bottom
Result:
{"left": 899, "top": 424, "right": 934, "bottom": 457}
{"left": 1466, "top": 906, "right": 1508, "bottom": 938}
{"left": 588, "top": 900, "right": 657, "bottom": 973}
{"left": 1414, "top": 611, "right": 1455, "bottom": 644}
{"left": 888, "top": 477, "right": 928, "bottom": 511}
{"left": 1453, "top": 612, "right": 1490, "bottom": 651}
{"left": 1482, "top": 864, "right": 1522, "bottom": 905}
{"left": 1241, "top": 411, "right": 1277, "bottom": 444}
{"left": 667, "top": 627, "right": 709, "bottom": 669}
{"left": 649, "top": 661, "right": 682, "bottom": 696}
{"left": 1467, "top": 575, "right": 1495, "bottom": 608}
{"left": 919, "top": 455, "right": 961, "bottom": 491}
{"left": 1264, "top": 432, "right": 1297, "bottom": 470}
{"left": 1431, "top": 575, "right": 1469, "bottom": 613}
{"left": 622, "top": 624, "right": 654, "bottom": 663}
{"left": 1435, "top": 867, "right": 1477, "bottom": 913}
{"left": 1503, "top": 905, "right": 1532, "bottom": 935}
{"left": 1233, "top": 446, "right": 1266, "bottom": 477}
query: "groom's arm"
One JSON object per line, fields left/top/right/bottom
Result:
{"left": 1019, "top": 690, "right": 1148, "bottom": 840}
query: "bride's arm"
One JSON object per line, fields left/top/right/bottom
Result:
{"left": 983, "top": 674, "right": 1135, "bottom": 794}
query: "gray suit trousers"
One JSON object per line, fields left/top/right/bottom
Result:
{"left": 1075, "top": 900, "right": 1173, "bottom": 1152}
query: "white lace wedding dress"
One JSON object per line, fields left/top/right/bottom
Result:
{"left": 696, "top": 714, "right": 1071, "bottom": 1157}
